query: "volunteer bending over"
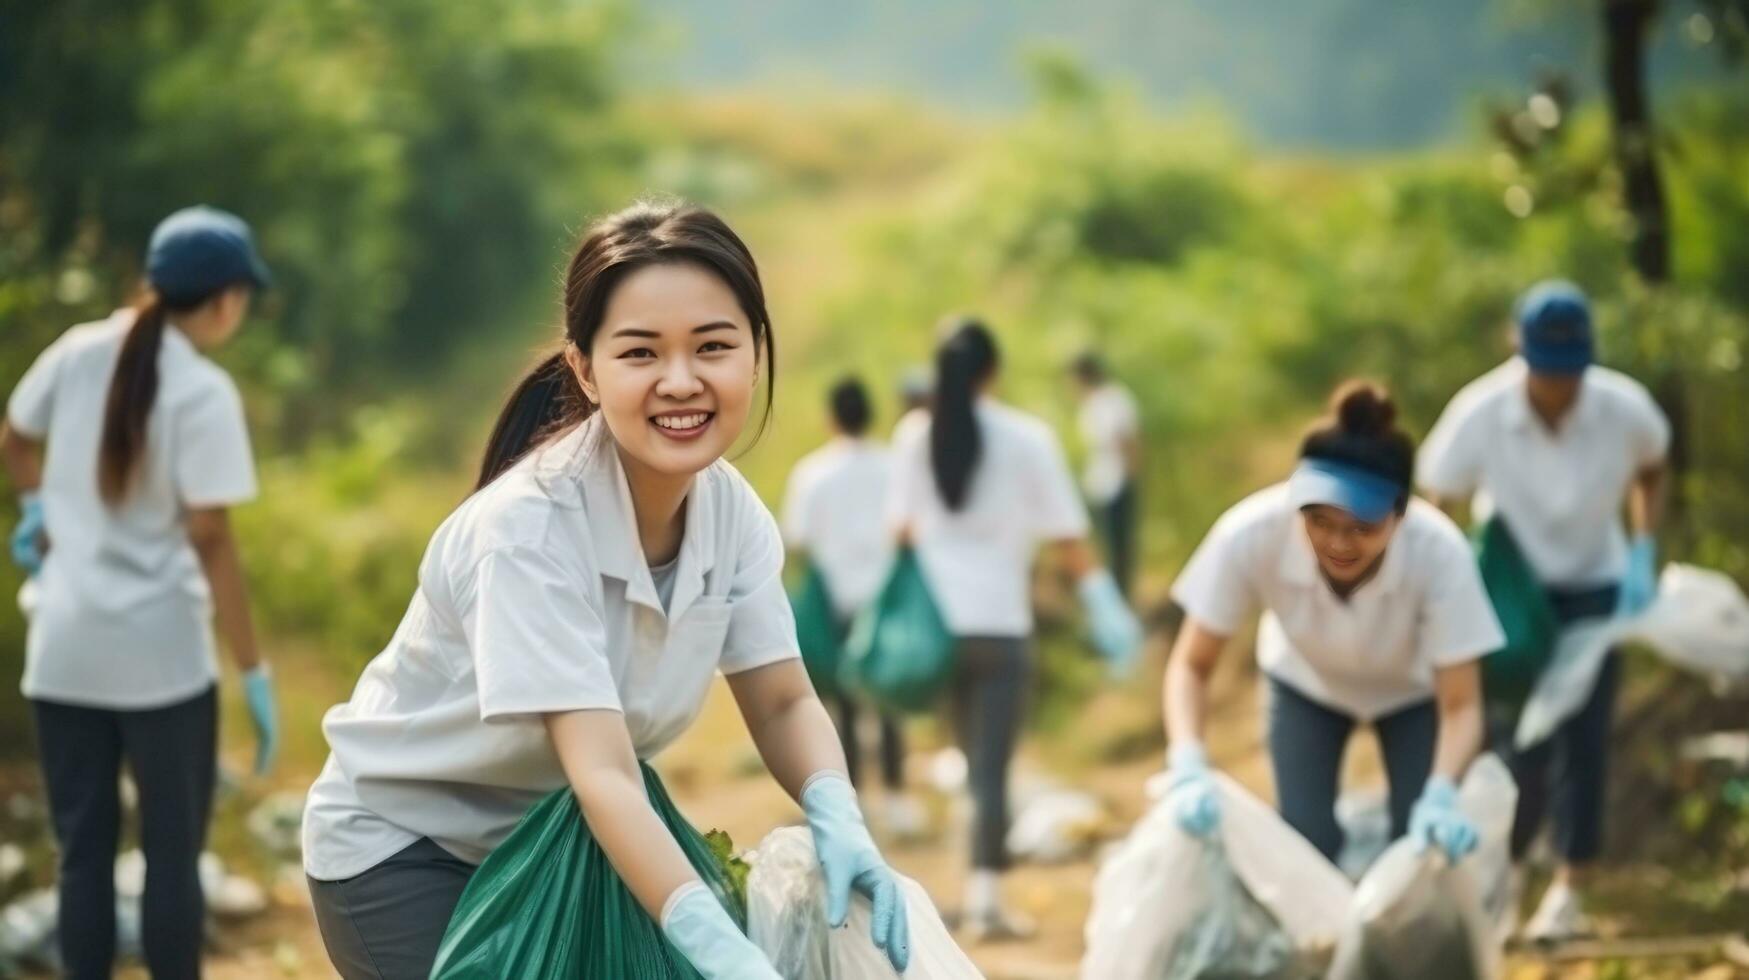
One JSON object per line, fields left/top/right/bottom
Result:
{"left": 888, "top": 318, "right": 1140, "bottom": 939}
{"left": 1163, "top": 382, "right": 1504, "bottom": 864}
{"left": 1419, "top": 281, "right": 1669, "bottom": 940}
{"left": 302, "top": 202, "right": 908, "bottom": 980}
{"left": 3, "top": 206, "right": 277, "bottom": 979}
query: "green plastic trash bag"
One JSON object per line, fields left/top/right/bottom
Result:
{"left": 1472, "top": 516, "right": 1558, "bottom": 705}
{"left": 840, "top": 548, "right": 955, "bottom": 715}
{"left": 431, "top": 763, "right": 748, "bottom": 979}
{"left": 789, "top": 563, "right": 844, "bottom": 699}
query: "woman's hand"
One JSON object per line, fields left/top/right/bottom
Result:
{"left": 801, "top": 773, "right": 911, "bottom": 973}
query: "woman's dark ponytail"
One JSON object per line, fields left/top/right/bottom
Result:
{"left": 475, "top": 350, "right": 589, "bottom": 490}
{"left": 929, "top": 318, "right": 999, "bottom": 511}
{"left": 97, "top": 298, "right": 171, "bottom": 504}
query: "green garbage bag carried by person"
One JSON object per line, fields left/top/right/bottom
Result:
{"left": 789, "top": 563, "right": 844, "bottom": 699}
{"left": 1472, "top": 516, "right": 1559, "bottom": 706}
{"left": 432, "top": 766, "right": 745, "bottom": 979}
{"left": 840, "top": 547, "right": 955, "bottom": 715}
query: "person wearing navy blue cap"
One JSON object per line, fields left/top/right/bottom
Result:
{"left": 1, "top": 205, "right": 277, "bottom": 978}
{"left": 1162, "top": 381, "right": 1504, "bottom": 867}
{"left": 1420, "top": 280, "right": 1670, "bottom": 941}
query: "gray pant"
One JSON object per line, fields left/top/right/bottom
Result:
{"left": 1093, "top": 479, "right": 1138, "bottom": 598}
{"left": 1265, "top": 676, "right": 1437, "bottom": 862}
{"left": 308, "top": 838, "right": 477, "bottom": 980}
{"left": 948, "top": 636, "right": 1032, "bottom": 870}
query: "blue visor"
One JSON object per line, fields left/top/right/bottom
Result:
{"left": 1287, "top": 458, "right": 1402, "bottom": 524}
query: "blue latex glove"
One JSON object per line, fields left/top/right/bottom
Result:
{"left": 1165, "top": 742, "right": 1221, "bottom": 838}
{"left": 1616, "top": 533, "right": 1658, "bottom": 618}
{"left": 1409, "top": 775, "right": 1478, "bottom": 862}
{"left": 242, "top": 666, "right": 279, "bottom": 776}
{"left": 660, "top": 883, "right": 781, "bottom": 980}
{"left": 11, "top": 492, "right": 45, "bottom": 575}
{"left": 1078, "top": 569, "right": 1142, "bottom": 676}
{"left": 800, "top": 772, "right": 910, "bottom": 973}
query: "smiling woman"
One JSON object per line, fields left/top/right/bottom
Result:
{"left": 302, "top": 201, "right": 909, "bottom": 980}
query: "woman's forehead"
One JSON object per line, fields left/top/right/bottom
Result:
{"left": 599, "top": 263, "right": 749, "bottom": 338}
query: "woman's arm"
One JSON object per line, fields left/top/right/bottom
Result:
{"left": 725, "top": 658, "right": 849, "bottom": 800}
{"left": 1, "top": 422, "right": 43, "bottom": 492}
{"left": 187, "top": 508, "right": 261, "bottom": 672}
{"left": 1163, "top": 617, "right": 1229, "bottom": 747}
{"left": 1429, "top": 660, "right": 1484, "bottom": 782}
{"left": 544, "top": 709, "right": 710, "bottom": 918}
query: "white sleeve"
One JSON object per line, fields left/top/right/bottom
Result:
{"left": 1115, "top": 389, "right": 1141, "bottom": 438}
{"left": 720, "top": 499, "right": 801, "bottom": 674}
{"left": 1623, "top": 384, "right": 1671, "bottom": 468}
{"left": 779, "top": 463, "right": 811, "bottom": 548}
{"left": 884, "top": 420, "right": 930, "bottom": 533}
{"left": 6, "top": 332, "right": 74, "bottom": 439}
{"left": 1417, "top": 530, "right": 1505, "bottom": 668}
{"left": 1416, "top": 394, "right": 1482, "bottom": 501}
{"left": 462, "top": 545, "right": 621, "bottom": 722}
{"left": 1027, "top": 429, "right": 1092, "bottom": 540}
{"left": 1170, "top": 511, "right": 1258, "bottom": 636}
{"left": 174, "top": 373, "right": 258, "bottom": 508}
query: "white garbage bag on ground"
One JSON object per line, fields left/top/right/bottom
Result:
{"left": 1517, "top": 564, "right": 1749, "bottom": 749}
{"left": 1006, "top": 789, "right": 1111, "bottom": 865}
{"left": 1328, "top": 756, "right": 1517, "bottom": 980}
{"left": 745, "top": 826, "right": 983, "bottom": 980}
{"left": 1082, "top": 773, "right": 1351, "bottom": 980}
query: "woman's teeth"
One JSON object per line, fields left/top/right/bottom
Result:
{"left": 654, "top": 413, "right": 710, "bottom": 430}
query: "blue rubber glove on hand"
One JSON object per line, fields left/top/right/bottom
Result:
{"left": 1165, "top": 742, "right": 1221, "bottom": 838}
{"left": 242, "top": 665, "right": 279, "bottom": 776}
{"left": 1078, "top": 569, "right": 1142, "bottom": 677}
{"left": 11, "top": 492, "right": 45, "bottom": 575}
{"left": 1616, "top": 533, "right": 1658, "bottom": 618}
{"left": 660, "top": 883, "right": 781, "bottom": 980}
{"left": 801, "top": 772, "right": 910, "bottom": 973}
{"left": 1410, "top": 775, "right": 1478, "bottom": 862}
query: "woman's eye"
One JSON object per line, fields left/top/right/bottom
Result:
{"left": 699, "top": 340, "right": 734, "bottom": 354}
{"left": 619, "top": 347, "right": 656, "bottom": 360}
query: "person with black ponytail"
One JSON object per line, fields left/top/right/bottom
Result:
{"left": 887, "top": 317, "right": 1141, "bottom": 940}
{"left": 1, "top": 205, "right": 277, "bottom": 979}
{"left": 303, "top": 200, "right": 908, "bottom": 980}
{"left": 1161, "top": 381, "right": 1502, "bottom": 869}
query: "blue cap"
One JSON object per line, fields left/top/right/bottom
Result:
{"left": 146, "top": 206, "right": 272, "bottom": 306}
{"left": 1288, "top": 458, "right": 1402, "bottom": 524}
{"left": 1514, "top": 279, "right": 1593, "bottom": 375}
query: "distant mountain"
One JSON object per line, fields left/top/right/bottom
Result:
{"left": 639, "top": 0, "right": 1719, "bottom": 149}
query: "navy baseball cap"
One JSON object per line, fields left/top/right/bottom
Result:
{"left": 146, "top": 206, "right": 272, "bottom": 306}
{"left": 1515, "top": 280, "right": 1593, "bottom": 375}
{"left": 1288, "top": 457, "right": 1403, "bottom": 524}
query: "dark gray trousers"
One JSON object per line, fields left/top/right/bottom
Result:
{"left": 1265, "top": 676, "right": 1437, "bottom": 862}
{"left": 1094, "top": 479, "right": 1138, "bottom": 598}
{"left": 948, "top": 635, "right": 1033, "bottom": 870}
{"left": 32, "top": 685, "right": 217, "bottom": 980}
{"left": 308, "top": 837, "right": 477, "bottom": 980}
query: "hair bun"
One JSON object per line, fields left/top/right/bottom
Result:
{"left": 1333, "top": 380, "right": 1397, "bottom": 435}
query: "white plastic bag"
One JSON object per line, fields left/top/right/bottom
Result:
{"left": 745, "top": 826, "right": 983, "bottom": 980}
{"left": 1005, "top": 789, "right": 1110, "bottom": 865}
{"left": 1517, "top": 564, "right": 1749, "bottom": 749}
{"left": 1081, "top": 773, "right": 1351, "bottom": 979}
{"left": 1327, "top": 756, "right": 1517, "bottom": 980}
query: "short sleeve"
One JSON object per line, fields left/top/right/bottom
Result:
{"left": 779, "top": 462, "right": 812, "bottom": 549}
{"left": 1113, "top": 389, "right": 1141, "bottom": 438}
{"left": 884, "top": 415, "right": 931, "bottom": 533}
{"left": 1170, "top": 509, "right": 1259, "bottom": 636}
{"left": 1622, "top": 384, "right": 1671, "bottom": 468}
{"left": 6, "top": 332, "right": 74, "bottom": 438}
{"left": 174, "top": 373, "right": 259, "bottom": 508}
{"left": 1417, "top": 528, "right": 1506, "bottom": 668}
{"left": 462, "top": 545, "right": 621, "bottom": 722}
{"left": 1025, "top": 428, "right": 1091, "bottom": 541}
{"left": 720, "top": 495, "right": 801, "bottom": 674}
{"left": 1417, "top": 393, "right": 1482, "bottom": 501}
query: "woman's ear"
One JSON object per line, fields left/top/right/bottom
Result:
{"left": 563, "top": 344, "right": 597, "bottom": 405}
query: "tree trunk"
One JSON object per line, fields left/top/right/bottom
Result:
{"left": 1601, "top": 0, "right": 1671, "bottom": 283}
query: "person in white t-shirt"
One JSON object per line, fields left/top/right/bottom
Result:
{"left": 1071, "top": 352, "right": 1142, "bottom": 597}
{"left": 781, "top": 376, "right": 924, "bottom": 836}
{"left": 1419, "top": 280, "right": 1670, "bottom": 941}
{"left": 301, "top": 202, "right": 907, "bottom": 980}
{"left": 1163, "top": 382, "right": 1503, "bottom": 869}
{"left": 888, "top": 318, "right": 1141, "bottom": 940}
{"left": 1, "top": 206, "right": 278, "bottom": 979}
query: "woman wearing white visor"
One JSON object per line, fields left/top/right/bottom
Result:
{"left": 1161, "top": 382, "right": 1504, "bottom": 864}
